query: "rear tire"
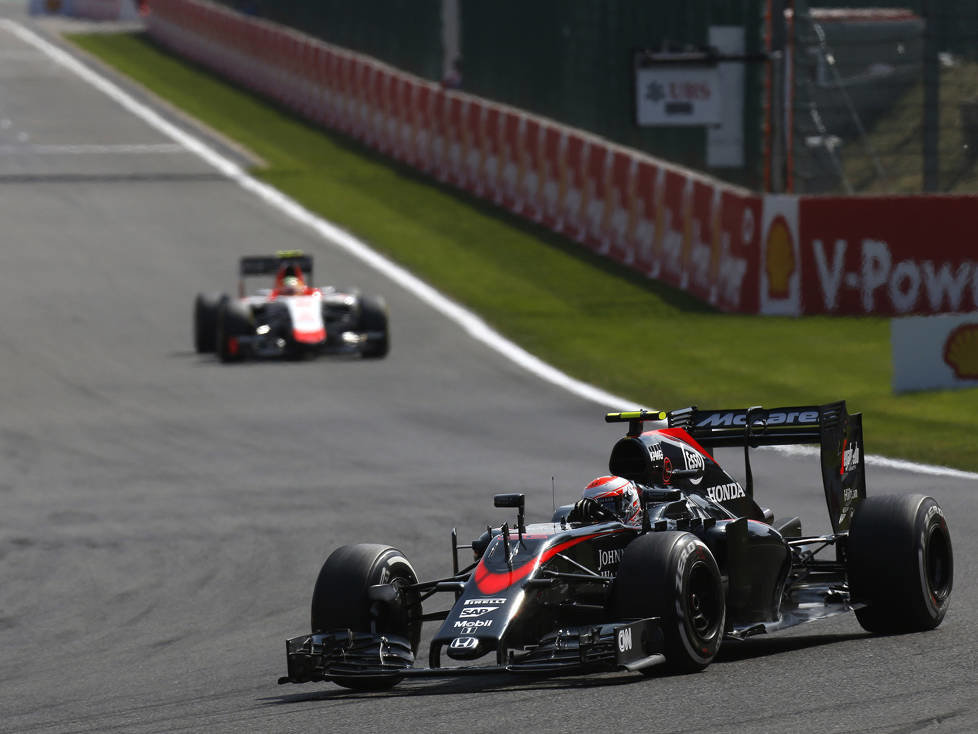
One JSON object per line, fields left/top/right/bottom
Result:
{"left": 611, "top": 531, "right": 725, "bottom": 674}
{"left": 848, "top": 494, "right": 952, "bottom": 633}
{"left": 311, "top": 544, "right": 421, "bottom": 690}
{"left": 358, "top": 295, "right": 389, "bottom": 359}
{"left": 193, "top": 292, "right": 224, "bottom": 353}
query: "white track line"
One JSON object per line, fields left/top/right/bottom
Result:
{"left": 0, "top": 142, "right": 185, "bottom": 154}
{"left": 6, "top": 18, "right": 975, "bottom": 482}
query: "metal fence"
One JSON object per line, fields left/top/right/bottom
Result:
{"left": 781, "top": 0, "right": 978, "bottom": 194}
{"left": 205, "top": 0, "right": 767, "bottom": 190}
{"left": 200, "top": 0, "right": 978, "bottom": 195}
{"left": 209, "top": 0, "right": 443, "bottom": 81}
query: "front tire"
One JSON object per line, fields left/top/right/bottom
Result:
{"left": 357, "top": 295, "right": 389, "bottom": 359}
{"left": 216, "top": 299, "right": 251, "bottom": 363}
{"left": 311, "top": 543, "right": 421, "bottom": 690}
{"left": 848, "top": 494, "right": 953, "bottom": 633}
{"left": 611, "top": 531, "right": 725, "bottom": 674}
{"left": 193, "top": 292, "right": 224, "bottom": 353}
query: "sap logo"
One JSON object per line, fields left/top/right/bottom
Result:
{"left": 454, "top": 619, "right": 493, "bottom": 629}
{"left": 647, "top": 442, "right": 664, "bottom": 461}
{"left": 459, "top": 606, "right": 496, "bottom": 618}
{"left": 842, "top": 441, "right": 860, "bottom": 473}
{"left": 464, "top": 598, "right": 506, "bottom": 605}
{"left": 696, "top": 410, "right": 819, "bottom": 428}
{"left": 450, "top": 636, "right": 479, "bottom": 650}
{"left": 707, "top": 483, "right": 746, "bottom": 502}
{"left": 617, "top": 627, "right": 632, "bottom": 653}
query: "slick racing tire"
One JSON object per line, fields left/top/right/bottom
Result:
{"left": 357, "top": 295, "right": 389, "bottom": 359}
{"left": 612, "top": 531, "right": 724, "bottom": 675}
{"left": 311, "top": 544, "right": 421, "bottom": 690}
{"left": 847, "top": 494, "right": 953, "bottom": 633}
{"left": 215, "top": 299, "right": 250, "bottom": 363}
{"left": 193, "top": 292, "right": 224, "bottom": 353}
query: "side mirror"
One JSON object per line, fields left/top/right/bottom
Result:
{"left": 494, "top": 493, "right": 524, "bottom": 509}
{"left": 494, "top": 493, "right": 526, "bottom": 534}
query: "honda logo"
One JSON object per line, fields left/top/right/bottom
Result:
{"left": 450, "top": 636, "right": 479, "bottom": 650}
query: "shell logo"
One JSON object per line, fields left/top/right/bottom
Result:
{"left": 765, "top": 214, "right": 796, "bottom": 299}
{"left": 943, "top": 324, "right": 978, "bottom": 379}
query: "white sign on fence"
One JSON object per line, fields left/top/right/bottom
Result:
{"left": 891, "top": 313, "right": 978, "bottom": 393}
{"left": 635, "top": 66, "right": 723, "bottom": 127}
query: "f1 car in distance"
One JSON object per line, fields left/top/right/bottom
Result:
{"left": 279, "top": 401, "right": 953, "bottom": 690}
{"left": 194, "top": 251, "right": 389, "bottom": 362}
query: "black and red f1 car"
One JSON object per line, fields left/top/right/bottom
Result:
{"left": 279, "top": 401, "right": 953, "bottom": 689}
{"left": 194, "top": 251, "right": 389, "bottom": 362}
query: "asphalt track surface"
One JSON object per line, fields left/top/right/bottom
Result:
{"left": 1, "top": 9, "right": 977, "bottom": 734}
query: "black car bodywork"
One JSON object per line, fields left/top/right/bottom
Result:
{"left": 280, "top": 401, "right": 953, "bottom": 689}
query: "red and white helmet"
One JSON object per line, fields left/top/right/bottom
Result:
{"left": 582, "top": 476, "right": 641, "bottom": 525}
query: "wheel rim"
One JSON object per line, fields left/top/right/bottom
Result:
{"left": 687, "top": 563, "right": 722, "bottom": 642}
{"left": 925, "top": 523, "right": 952, "bottom": 603}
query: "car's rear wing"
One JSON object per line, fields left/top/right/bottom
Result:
{"left": 238, "top": 251, "right": 314, "bottom": 294}
{"left": 606, "top": 401, "right": 866, "bottom": 533}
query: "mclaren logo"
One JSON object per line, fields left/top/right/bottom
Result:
{"left": 707, "top": 483, "right": 746, "bottom": 502}
{"left": 696, "top": 410, "right": 819, "bottom": 428}
{"left": 450, "top": 636, "right": 479, "bottom": 650}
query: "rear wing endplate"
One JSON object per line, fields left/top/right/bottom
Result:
{"left": 606, "top": 401, "right": 866, "bottom": 532}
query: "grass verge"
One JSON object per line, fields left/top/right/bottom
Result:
{"left": 67, "top": 31, "right": 978, "bottom": 473}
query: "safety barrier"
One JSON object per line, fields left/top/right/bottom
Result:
{"left": 147, "top": 0, "right": 978, "bottom": 317}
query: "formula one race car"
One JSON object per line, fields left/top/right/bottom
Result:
{"left": 279, "top": 401, "right": 953, "bottom": 690}
{"left": 194, "top": 251, "right": 389, "bottom": 362}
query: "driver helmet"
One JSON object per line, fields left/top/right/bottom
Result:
{"left": 581, "top": 475, "right": 641, "bottom": 525}
{"left": 278, "top": 275, "right": 303, "bottom": 295}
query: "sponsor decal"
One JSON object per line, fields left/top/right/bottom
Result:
{"left": 454, "top": 619, "right": 493, "bottom": 629}
{"left": 943, "top": 324, "right": 978, "bottom": 379}
{"left": 765, "top": 214, "right": 796, "bottom": 300}
{"left": 810, "top": 237, "right": 978, "bottom": 315}
{"left": 696, "top": 410, "right": 819, "bottom": 428}
{"left": 842, "top": 486, "right": 859, "bottom": 502}
{"left": 662, "top": 456, "right": 673, "bottom": 484}
{"left": 759, "top": 196, "right": 801, "bottom": 315}
{"left": 598, "top": 548, "right": 623, "bottom": 577}
{"left": 450, "top": 636, "right": 479, "bottom": 650}
{"left": 464, "top": 598, "right": 506, "bottom": 605}
{"left": 617, "top": 627, "right": 633, "bottom": 653}
{"left": 842, "top": 439, "right": 860, "bottom": 473}
{"left": 459, "top": 606, "right": 496, "bottom": 619}
{"left": 706, "top": 483, "right": 746, "bottom": 503}
{"left": 682, "top": 447, "right": 705, "bottom": 484}
{"left": 647, "top": 442, "right": 664, "bottom": 461}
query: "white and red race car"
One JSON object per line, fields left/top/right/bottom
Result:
{"left": 194, "top": 251, "right": 389, "bottom": 362}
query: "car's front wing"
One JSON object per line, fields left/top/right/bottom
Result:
{"left": 278, "top": 618, "right": 664, "bottom": 685}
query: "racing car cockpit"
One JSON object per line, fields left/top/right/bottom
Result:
{"left": 272, "top": 264, "right": 312, "bottom": 297}
{"left": 566, "top": 475, "right": 644, "bottom": 526}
